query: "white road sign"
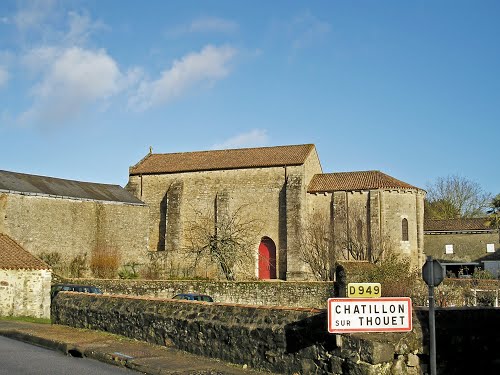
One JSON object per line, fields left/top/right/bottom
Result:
{"left": 328, "top": 297, "right": 412, "bottom": 333}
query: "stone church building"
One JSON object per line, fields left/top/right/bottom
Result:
{"left": 127, "top": 144, "right": 425, "bottom": 280}
{"left": 0, "top": 144, "right": 425, "bottom": 281}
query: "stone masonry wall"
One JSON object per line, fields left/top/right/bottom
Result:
{"left": 128, "top": 165, "right": 309, "bottom": 280}
{"left": 285, "top": 174, "right": 307, "bottom": 280}
{"left": 51, "top": 293, "right": 425, "bottom": 374}
{"left": 424, "top": 232, "right": 500, "bottom": 262}
{"left": 0, "top": 269, "right": 51, "bottom": 318}
{"left": 51, "top": 293, "right": 500, "bottom": 374}
{"left": 68, "top": 278, "right": 336, "bottom": 309}
{"left": 327, "top": 190, "right": 424, "bottom": 266}
{"left": 380, "top": 190, "right": 425, "bottom": 267}
{"left": 0, "top": 193, "right": 150, "bottom": 270}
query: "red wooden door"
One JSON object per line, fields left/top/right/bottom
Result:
{"left": 258, "top": 238, "right": 276, "bottom": 279}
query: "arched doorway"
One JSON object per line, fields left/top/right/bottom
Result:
{"left": 258, "top": 237, "right": 276, "bottom": 279}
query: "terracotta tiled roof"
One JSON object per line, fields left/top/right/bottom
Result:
{"left": 0, "top": 233, "right": 50, "bottom": 270}
{"left": 307, "top": 171, "right": 421, "bottom": 193}
{"left": 424, "top": 218, "right": 494, "bottom": 232}
{"left": 0, "top": 170, "right": 144, "bottom": 204}
{"left": 129, "top": 144, "right": 316, "bottom": 175}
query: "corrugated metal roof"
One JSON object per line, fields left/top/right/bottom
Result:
{"left": 0, "top": 170, "right": 144, "bottom": 204}
{"left": 0, "top": 233, "right": 50, "bottom": 270}
{"left": 129, "top": 144, "right": 316, "bottom": 175}
{"left": 424, "top": 218, "right": 494, "bottom": 232}
{"left": 307, "top": 171, "right": 421, "bottom": 193}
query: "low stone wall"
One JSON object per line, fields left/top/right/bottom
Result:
{"left": 67, "top": 278, "right": 336, "bottom": 309}
{"left": 51, "top": 293, "right": 424, "bottom": 374}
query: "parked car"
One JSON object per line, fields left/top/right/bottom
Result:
{"left": 171, "top": 293, "right": 213, "bottom": 302}
{"left": 51, "top": 283, "right": 103, "bottom": 300}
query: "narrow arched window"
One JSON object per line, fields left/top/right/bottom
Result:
{"left": 402, "top": 218, "right": 409, "bottom": 241}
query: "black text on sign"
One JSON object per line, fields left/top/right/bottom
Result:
{"left": 328, "top": 297, "right": 412, "bottom": 333}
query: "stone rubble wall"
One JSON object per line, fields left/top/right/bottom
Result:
{"left": 51, "top": 293, "right": 424, "bottom": 374}
{"left": 67, "top": 278, "right": 336, "bottom": 309}
{"left": 52, "top": 292, "right": 500, "bottom": 374}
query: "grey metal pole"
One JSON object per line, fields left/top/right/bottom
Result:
{"left": 428, "top": 256, "right": 437, "bottom": 375}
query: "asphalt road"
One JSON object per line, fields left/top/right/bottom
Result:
{"left": 0, "top": 335, "right": 138, "bottom": 375}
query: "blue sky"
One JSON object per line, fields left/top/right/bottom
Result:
{"left": 1, "top": 1, "right": 499, "bottom": 195}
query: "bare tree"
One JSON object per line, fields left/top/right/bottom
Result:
{"left": 341, "top": 230, "right": 392, "bottom": 264}
{"left": 331, "top": 202, "right": 392, "bottom": 264}
{"left": 183, "top": 202, "right": 262, "bottom": 281}
{"left": 486, "top": 193, "right": 500, "bottom": 242}
{"left": 298, "top": 212, "right": 337, "bottom": 281}
{"left": 299, "top": 208, "right": 394, "bottom": 281}
{"left": 425, "top": 175, "right": 490, "bottom": 219}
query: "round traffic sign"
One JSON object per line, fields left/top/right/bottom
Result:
{"left": 422, "top": 257, "right": 444, "bottom": 287}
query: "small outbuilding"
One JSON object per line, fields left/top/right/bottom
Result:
{"left": 424, "top": 218, "right": 500, "bottom": 277}
{"left": 0, "top": 233, "right": 52, "bottom": 318}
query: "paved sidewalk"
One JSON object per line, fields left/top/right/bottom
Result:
{"left": 0, "top": 320, "right": 272, "bottom": 375}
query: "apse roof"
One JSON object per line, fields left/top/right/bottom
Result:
{"left": 308, "top": 170, "right": 421, "bottom": 193}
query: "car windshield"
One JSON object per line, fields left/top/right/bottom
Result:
{"left": 172, "top": 294, "right": 213, "bottom": 302}
{"left": 51, "top": 284, "right": 102, "bottom": 299}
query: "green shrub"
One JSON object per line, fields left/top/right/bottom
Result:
{"left": 69, "top": 253, "right": 87, "bottom": 278}
{"left": 472, "top": 268, "right": 494, "bottom": 280}
{"left": 38, "top": 251, "right": 63, "bottom": 274}
{"left": 362, "top": 253, "right": 427, "bottom": 304}
{"left": 118, "top": 262, "right": 141, "bottom": 279}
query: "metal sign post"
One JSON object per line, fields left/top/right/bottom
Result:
{"left": 422, "top": 256, "right": 444, "bottom": 375}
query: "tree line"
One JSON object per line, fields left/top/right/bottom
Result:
{"left": 425, "top": 175, "right": 499, "bottom": 231}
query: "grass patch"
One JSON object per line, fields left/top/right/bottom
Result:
{"left": 0, "top": 316, "right": 51, "bottom": 324}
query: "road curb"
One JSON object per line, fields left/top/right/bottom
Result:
{"left": 0, "top": 325, "right": 267, "bottom": 375}
{"left": 0, "top": 329, "right": 144, "bottom": 372}
{"left": 0, "top": 330, "right": 70, "bottom": 354}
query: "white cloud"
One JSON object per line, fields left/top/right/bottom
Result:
{"left": 12, "top": 1, "right": 106, "bottom": 47}
{"left": 211, "top": 129, "right": 269, "bottom": 150}
{"left": 22, "top": 46, "right": 59, "bottom": 74}
{"left": 9, "top": 5, "right": 127, "bottom": 126}
{"left": 13, "top": 0, "right": 57, "bottom": 32}
{"left": 167, "top": 16, "right": 238, "bottom": 37}
{"left": 34, "top": 47, "right": 120, "bottom": 98}
{"left": 0, "top": 66, "right": 9, "bottom": 88}
{"left": 129, "top": 44, "right": 237, "bottom": 111}
{"left": 290, "top": 11, "right": 331, "bottom": 50}
{"left": 189, "top": 17, "right": 239, "bottom": 33}
{"left": 20, "top": 47, "right": 126, "bottom": 125}
{"left": 64, "top": 11, "right": 106, "bottom": 45}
